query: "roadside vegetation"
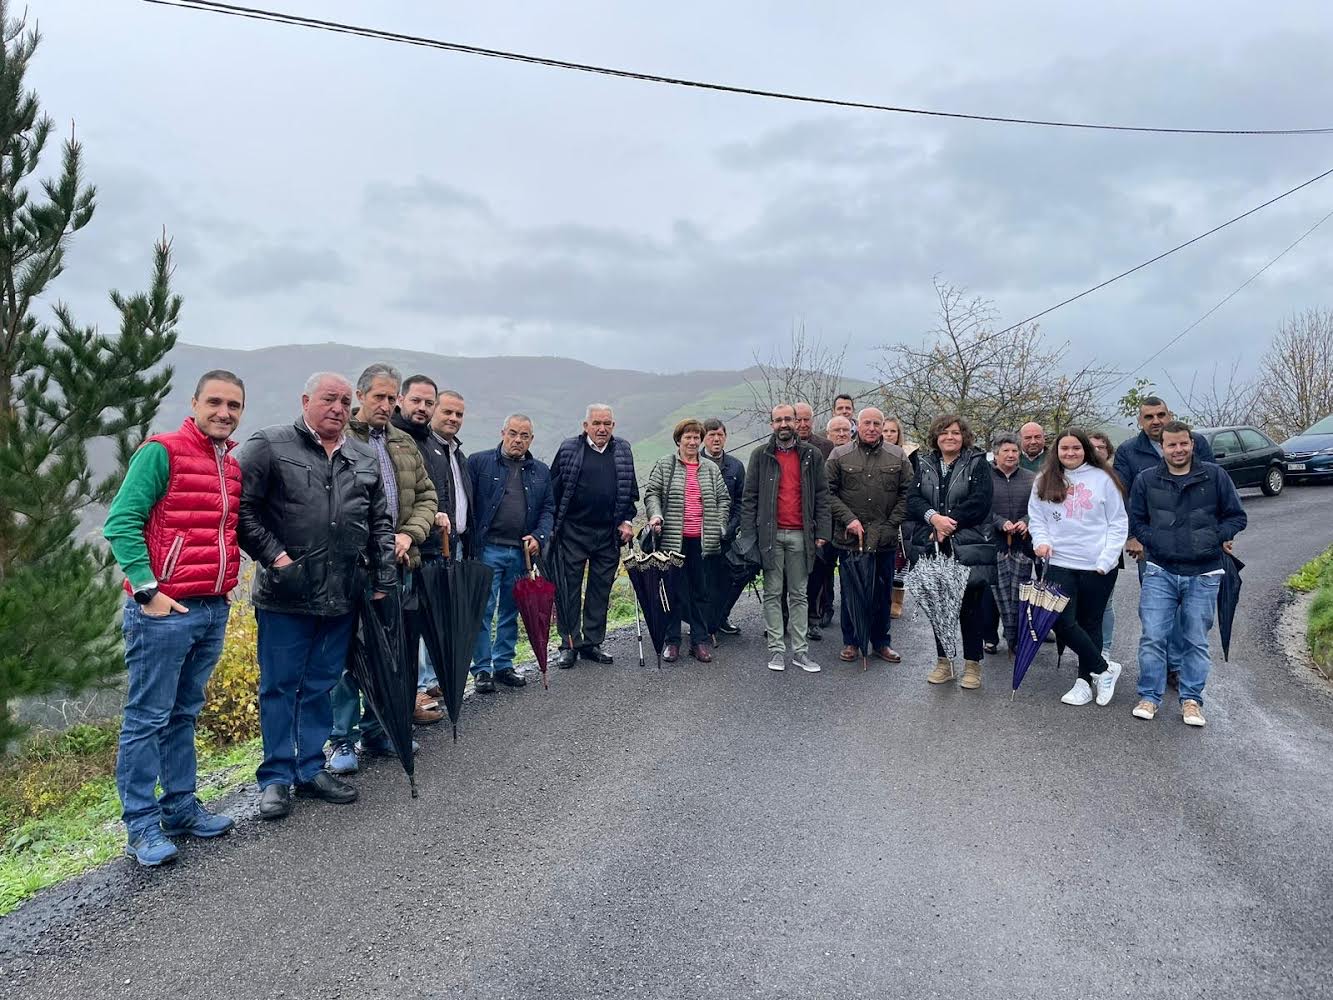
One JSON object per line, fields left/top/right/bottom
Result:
{"left": 0, "top": 575, "right": 641, "bottom": 916}
{"left": 1288, "top": 544, "right": 1333, "bottom": 681}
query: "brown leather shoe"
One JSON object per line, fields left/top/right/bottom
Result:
{"left": 690, "top": 644, "right": 713, "bottom": 663}
{"left": 662, "top": 643, "right": 679, "bottom": 663}
{"left": 839, "top": 645, "right": 858, "bottom": 662}
{"left": 876, "top": 646, "right": 902, "bottom": 663}
{"left": 413, "top": 692, "right": 443, "bottom": 726}
{"left": 425, "top": 685, "right": 443, "bottom": 699}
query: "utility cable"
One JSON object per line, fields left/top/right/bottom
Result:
{"left": 144, "top": 0, "right": 1333, "bottom": 136}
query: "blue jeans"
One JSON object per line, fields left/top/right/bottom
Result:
{"left": 1138, "top": 558, "right": 1188, "bottom": 672}
{"left": 1136, "top": 565, "right": 1220, "bottom": 706}
{"left": 418, "top": 640, "right": 437, "bottom": 692}
{"left": 329, "top": 670, "right": 382, "bottom": 747}
{"left": 256, "top": 608, "right": 356, "bottom": 788}
{"left": 472, "top": 544, "right": 525, "bottom": 676}
{"left": 1102, "top": 601, "right": 1116, "bottom": 655}
{"left": 116, "top": 596, "right": 229, "bottom": 837}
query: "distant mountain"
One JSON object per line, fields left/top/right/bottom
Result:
{"left": 158, "top": 342, "right": 785, "bottom": 463}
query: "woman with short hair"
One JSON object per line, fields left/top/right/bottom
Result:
{"left": 906, "top": 414, "right": 996, "bottom": 690}
{"left": 645, "top": 418, "right": 731, "bottom": 663}
{"left": 1028, "top": 428, "right": 1128, "bottom": 706}
{"left": 988, "top": 432, "right": 1036, "bottom": 654}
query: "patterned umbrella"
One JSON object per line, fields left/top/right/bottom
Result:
{"left": 514, "top": 549, "right": 557, "bottom": 689}
{"left": 624, "top": 546, "right": 685, "bottom": 668}
{"left": 903, "top": 541, "right": 971, "bottom": 659}
{"left": 1012, "top": 566, "right": 1070, "bottom": 698}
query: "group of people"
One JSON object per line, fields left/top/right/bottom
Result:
{"left": 101, "top": 367, "right": 1246, "bottom": 869}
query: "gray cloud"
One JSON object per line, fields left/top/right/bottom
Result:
{"left": 215, "top": 245, "right": 349, "bottom": 296}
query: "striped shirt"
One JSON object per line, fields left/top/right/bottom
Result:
{"left": 682, "top": 461, "right": 703, "bottom": 538}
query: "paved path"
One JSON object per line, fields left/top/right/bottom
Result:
{"left": 5, "top": 486, "right": 1333, "bottom": 999}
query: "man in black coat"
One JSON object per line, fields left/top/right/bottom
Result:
{"left": 391, "top": 382, "right": 474, "bottom": 702}
{"left": 236, "top": 372, "right": 396, "bottom": 820}
{"left": 702, "top": 418, "right": 746, "bottom": 636}
{"left": 550, "top": 404, "right": 639, "bottom": 667}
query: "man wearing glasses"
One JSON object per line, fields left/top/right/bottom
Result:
{"left": 466, "top": 414, "right": 554, "bottom": 693}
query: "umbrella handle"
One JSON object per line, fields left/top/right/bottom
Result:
{"left": 440, "top": 525, "right": 451, "bottom": 559}
{"left": 524, "top": 546, "right": 533, "bottom": 577}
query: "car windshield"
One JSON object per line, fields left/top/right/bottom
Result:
{"left": 1305, "top": 414, "right": 1333, "bottom": 435}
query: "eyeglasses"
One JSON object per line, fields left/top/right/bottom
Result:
{"left": 504, "top": 429, "right": 533, "bottom": 441}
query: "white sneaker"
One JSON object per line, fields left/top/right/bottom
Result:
{"left": 1060, "top": 678, "right": 1094, "bottom": 706}
{"left": 1093, "top": 660, "right": 1122, "bottom": 706}
{"left": 767, "top": 653, "right": 786, "bottom": 672}
{"left": 793, "top": 653, "right": 821, "bottom": 673}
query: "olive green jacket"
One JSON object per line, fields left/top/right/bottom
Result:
{"left": 348, "top": 416, "right": 438, "bottom": 568}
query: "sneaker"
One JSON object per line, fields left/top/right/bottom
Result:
{"left": 160, "top": 799, "right": 235, "bottom": 839}
{"left": 1131, "top": 699, "right": 1158, "bottom": 720}
{"left": 767, "top": 653, "right": 786, "bottom": 672}
{"left": 793, "top": 653, "right": 821, "bottom": 673}
{"left": 126, "top": 827, "right": 179, "bottom": 867}
{"left": 327, "top": 741, "right": 359, "bottom": 775}
{"left": 1182, "top": 700, "right": 1206, "bottom": 727}
{"left": 1060, "top": 678, "right": 1094, "bottom": 706}
{"left": 356, "top": 737, "right": 420, "bottom": 758}
{"left": 1093, "top": 660, "right": 1122, "bottom": 706}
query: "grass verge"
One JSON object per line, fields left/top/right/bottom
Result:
{"left": 1289, "top": 544, "right": 1333, "bottom": 681}
{"left": 0, "top": 732, "right": 261, "bottom": 917}
{"left": 0, "top": 574, "right": 644, "bottom": 917}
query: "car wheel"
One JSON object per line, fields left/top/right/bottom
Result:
{"left": 1262, "top": 464, "right": 1285, "bottom": 496}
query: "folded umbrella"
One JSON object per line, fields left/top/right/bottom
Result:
{"left": 1218, "top": 552, "right": 1244, "bottom": 663}
{"left": 546, "top": 533, "right": 582, "bottom": 658}
{"left": 346, "top": 587, "right": 418, "bottom": 797}
{"left": 624, "top": 544, "right": 684, "bottom": 667}
{"left": 838, "top": 540, "right": 879, "bottom": 671}
{"left": 902, "top": 540, "right": 971, "bottom": 660}
{"left": 1012, "top": 564, "right": 1070, "bottom": 698}
{"left": 514, "top": 548, "right": 557, "bottom": 689}
{"left": 420, "top": 528, "right": 495, "bottom": 741}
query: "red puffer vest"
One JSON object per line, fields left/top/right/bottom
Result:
{"left": 126, "top": 418, "right": 243, "bottom": 599}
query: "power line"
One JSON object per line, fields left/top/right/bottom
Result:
{"left": 1113, "top": 206, "right": 1333, "bottom": 389}
{"left": 145, "top": 0, "right": 1333, "bottom": 137}
{"left": 720, "top": 164, "right": 1333, "bottom": 452}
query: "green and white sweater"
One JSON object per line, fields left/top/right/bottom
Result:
{"left": 644, "top": 453, "right": 730, "bottom": 555}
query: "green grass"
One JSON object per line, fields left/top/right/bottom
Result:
{"left": 0, "top": 735, "right": 261, "bottom": 917}
{"left": 1288, "top": 544, "right": 1333, "bottom": 681}
{"left": 1288, "top": 544, "right": 1333, "bottom": 592}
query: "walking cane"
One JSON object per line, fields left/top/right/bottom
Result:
{"left": 626, "top": 543, "right": 646, "bottom": 667}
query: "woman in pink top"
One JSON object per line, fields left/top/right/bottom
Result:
{"left": 645, "top": 419, "right": 730, "bottom": 663}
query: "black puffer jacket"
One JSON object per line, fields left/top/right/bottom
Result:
{"left": 906, "top": 448, "right": 996, "bottom": 576}
{"left": 391, "top": 410, "right": 473, "bottom": 560}
{"left": 237, "top": 419, "right": 396, "bottom": 616}
{"left": 1128, "top": 461, "right": 1246, "bottom": 576}
{"left": 704, "top": 449, "right": 746, "bottom": 542}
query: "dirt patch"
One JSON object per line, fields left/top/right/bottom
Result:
{"left": 1276, "top": 589, "right": 1333, "bottom": 691}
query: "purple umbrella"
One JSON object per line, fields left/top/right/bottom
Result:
{"left": 1011, "top": 567, "right": 1070, "bottom": 699}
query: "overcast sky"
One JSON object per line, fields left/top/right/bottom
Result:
{"left": 28, "top": 0, "right": 1333, "bottom": 400}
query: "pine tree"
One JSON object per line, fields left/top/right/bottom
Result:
{"left": 0, "top": 4, "right": 180, "bottom": 748}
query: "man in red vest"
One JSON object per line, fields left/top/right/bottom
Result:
{"left": 103, "top": 370, "right": 246, "bottom": 867}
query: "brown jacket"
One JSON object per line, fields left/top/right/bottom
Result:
{"left": 825, "top": 438, "right": 911, "bottom": 551}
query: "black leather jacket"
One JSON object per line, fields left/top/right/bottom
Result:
{"left": 236, "top": 419, "right": 396, "bottom": 616}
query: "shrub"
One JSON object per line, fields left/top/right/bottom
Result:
{"left": 196, "top": 596, "right": 261, "bottom": 747}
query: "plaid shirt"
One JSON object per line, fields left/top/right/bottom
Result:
{"left": 369, "top": 428, "right": 399, "bottom": 528}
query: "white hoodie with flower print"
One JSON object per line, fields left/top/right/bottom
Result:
{"left": 1027, "top": 463, "right": 1127, "bottom": 573}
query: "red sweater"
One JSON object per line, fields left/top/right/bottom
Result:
{"left": 774, "top": 447, "right": 803, "bottom": 530}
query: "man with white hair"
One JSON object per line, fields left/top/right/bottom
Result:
{"left": 826, "top": 416, "right": 853, "bottom": 448}
{"left": 236, "top": 372, "right": 397, "bottom": 820}
{"left": 550, "top": 404, "right": 639, "bottom": 667}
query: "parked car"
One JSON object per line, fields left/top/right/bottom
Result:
{"left": 1281, "top": 413, "right": 1333, "bottom": 482}
{"left": 1197, "top": 425, "right": 1286, "bottom": 496}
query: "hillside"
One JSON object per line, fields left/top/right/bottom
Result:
{"left": 160, "top": 343, "right": 775, "bottom": 461}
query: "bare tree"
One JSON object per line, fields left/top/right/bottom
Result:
{"left": 741, "top": 323, "right": 849, "bottom": 426}
{"left": 1166, "top": 361, "right": 1260, "bottom": 428}
{"left": 875, "top": 278, "right": 1119, "bottom": 444}
{"left": 1256, "top": 309, "right": 1333, "bottom": 439}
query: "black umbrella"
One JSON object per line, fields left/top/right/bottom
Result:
{"left": 546, "top": 533, "right": 582, "bottom": 658}
{"left": 420, "top": 528, "right": 495, "bottom": 741}
{"left": 1218, "top": 551, "right": 1244, "bottom": 662}
{"left": 838, "top": 541, "right": 880, "bottom": 671}
{"left": 346, "top": 587, "right": 417, "bottom": 797}
{"left": 624, "top": 545, "right": 684, "bottom": 667}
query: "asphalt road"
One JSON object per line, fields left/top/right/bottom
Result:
{"left": 5, "top": 485, "right": 1333, "bottom": 1000}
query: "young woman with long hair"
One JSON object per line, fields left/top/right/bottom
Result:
{"left": 1027, "top": 428, "right": 1128, "bottom": 706}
